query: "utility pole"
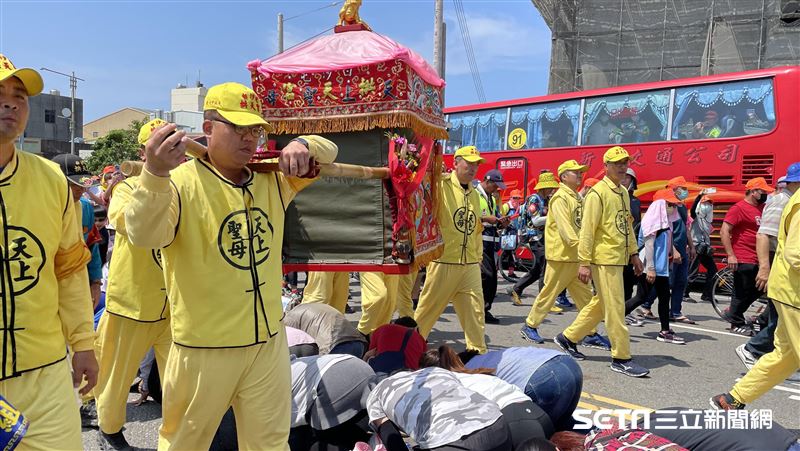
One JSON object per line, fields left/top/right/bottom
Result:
{"left": 433, "top": 0, "right": 444, "bottom": 77}
{"left": 278, "top": 13, "right": 285, "bottom": 53}
{"left": 40, "top": 67, "right": 84, "bottom": 156}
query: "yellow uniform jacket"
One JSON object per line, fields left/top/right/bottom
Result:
{"left": 105, "top": 177, "right": 168, "bottom": 322}
{"left": 767, "top": 189, "right": 800, "bottom": 309}
{"left": 578, "top": 176, "right": 638, "bottom": 266}
{"left": 545, "top": 183, "right": 583, "bottom": 263}
{"left": 125, "top": 136, "right": 337, "bottom": 348}
{"left": 0, "top": 150, "right": 94, "bottom": 379}
{"left": 435, "top": 172, "right": 483, "bottom": 264}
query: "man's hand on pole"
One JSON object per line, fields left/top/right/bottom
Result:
{"left": 143, "top": 124, "right": 188, "bottom": 177}
{"left": 280, "top": 139, "right": 311, "bottom": 177}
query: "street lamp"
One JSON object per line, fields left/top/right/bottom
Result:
{"left": 40, "top": 67, "right": 85, "bottom": 156}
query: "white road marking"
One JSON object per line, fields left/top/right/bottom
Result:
{"left": 735, "top": 378, "right": 800, "bottom": 396}
{"left": 667, "top": 322, "right": 750, "bottom": 338}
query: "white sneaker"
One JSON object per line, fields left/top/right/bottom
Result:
{"left": 735, "top": 343, "right": 757, "bottom": 370}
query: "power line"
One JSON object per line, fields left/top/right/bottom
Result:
{"left": 284, "top": 1, "right": 341, "bottom": 22}
{"left": 452, "top": 0, "right": 486, "bottom": 103}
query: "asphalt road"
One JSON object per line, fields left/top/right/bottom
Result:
{"left": 82, "top": 275, "right": 800, "bottom": 450}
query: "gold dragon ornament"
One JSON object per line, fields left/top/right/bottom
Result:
{"left": 338, "top": 0, "right": 372, "bottom": 31}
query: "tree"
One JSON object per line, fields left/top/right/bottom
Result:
{"left": 84, "top": 119, "right": 146, "bottom": 174}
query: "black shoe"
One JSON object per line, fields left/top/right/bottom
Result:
{"left": 344, "top": 304, "right": 355, "bottom": 314}
{"left": 98, "top": 430, "right": 134, "bottom": 451}
{"left": 554, "top": 333, "right": 585, "bottom": 360}
{"left": 80, "top": 400, "right": 98, "bottom": 429}
{"left": 610, "top": 359, "right": 650, "bottom": 377}
{"left": 730, "top": 324, "right": 754, "bottom": 337}
{"left": 484, "top": 311, "right": 500, "bottom": 325}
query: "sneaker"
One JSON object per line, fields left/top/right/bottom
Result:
{"left": 636, "top": 308, "right": 656, "bottom": 320}
{"left": 556, "top": 295, "right": 574, "bottom": 308}
{"left": 735, "top": 343, "right": 757, "bottom": 370}
{"left": 657, "top": 330, "right": 686, "bottom": 345}
{"left": 507, "top": 288, "right": 523, "bottom": 306}
{"left": 80, "top": 399, "right": 98, "bottom": 429}
{"left": 610, "top": 359, "right": 650, "bottom": 377}
{"left": 582, "top": 333, "right": 612, "bottom": 351}
{"left": 520, "top": 325, "right": 545, "bottom": 344}
{"left": 484, "top": 311, "right": 501, "bottom": 325}
{"left": 700, "top": 294, "right": 713, "bottom": 302}
{"left": 550, "top": 305, "right": 563, "bottom": 314}
{"left": 554, "top": 333, "right": 585, "bottom": 360}
{"left": 344, "top": 304, "right": 355, "bottom": 314}
{"left": 507, "top": 272, "right": 519, "bottom": 280}
{"left": 98, "top": 430, "right": 134, "bottom": 451}
{"left": 730, "top": 324, "right": 754, "bottom": 337}
{"left": 625, "top": 314, "right": 645, "bottom": 327}
{"left": 710, "top": 393, "right": 745, "bottom": 410}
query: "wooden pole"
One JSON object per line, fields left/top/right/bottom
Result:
{"left": 134, "top": 140, "right": 391, "bottom": 180}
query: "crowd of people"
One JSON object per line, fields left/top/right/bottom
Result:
{"left": 2, "top": 51, "right": 800, "bottom": 451}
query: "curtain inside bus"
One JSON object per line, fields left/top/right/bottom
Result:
{"left": 582, "top": 91, "right": 670, "bottom": 144}
{"left": 509, "top": 100, "right": 580, "bottom": 148}
{"left": 671, "top": 78, "right": 775, "bottom": 139}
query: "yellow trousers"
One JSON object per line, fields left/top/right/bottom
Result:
{"left": 563, "top": 265, "right": 630, "bottom": 360}
{"left": 526, "top": 261, "right": 595, "bottom": 332}
{"left": 303, "top": 272, "right": 350, "bottom": 313}
{"left": 396, "top": 269, "right": 419, "bottom": 318}
{"left": 731, "top": 302, "right": 800, "bottom": 404}
{"left": 414, "top": 262, "right": 487, "bottom": 353}
{"left": 158, "top": 329, "right": 291, "bottom": 450}
{"left": 358, "top": 272, "right": 400, "bottom": 335}
{"left": 95, "top": 313, "right": 171, "bottom": 434}
{"left": 0, "top": 359, "right": 82, "bottom": 451}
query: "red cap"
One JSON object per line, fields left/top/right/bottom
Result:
{"left": 102, "top": 165, "right": 116, "bottom": 175}
{"left": 653, "top": 188, "right": 680, "bottom": 204}
{"left": 509, "top": 189, "right": 523, "bottom": 199}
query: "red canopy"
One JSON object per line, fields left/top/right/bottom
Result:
{"left": 248, "top": 29, "right": 447, "bottom": 139}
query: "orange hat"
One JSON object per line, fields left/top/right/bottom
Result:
{"left": 101, "top": 165, "right": 116, "bottom": 175}
{"left": 745, "top": 177, "right": 775, "bottom": 193}
{"left": 653, "top": 188, "right": 680, "bottom": 204}
{"left": 666, "top": 176, "right": 689, "bottom": 189}
{"left": 509, "top": 189, "right": 523, "bottom": 199}
{"left": 583, "top": 178, "right": 600, "bottom": 188}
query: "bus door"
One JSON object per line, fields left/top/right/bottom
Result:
{"left": 495, "top": 156, "right": 534, "bottom": 263}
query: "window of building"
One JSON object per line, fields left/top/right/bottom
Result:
{"left": 446, "top": 108, "right": 508, "bottom": 153}
{"left": 671, "top": 78, "right": 775, "bottom": 140}
{"left": 582, "top": 90, "right": 670, "bottom": 146}
{"left": 92, "top": 131, "right": 98, "bottom": 138}
{"left": 509, "top": 100, "right": 580, "bottom": 149}
{"left": 44, "top": 109, "right": 56, "bottom": 123}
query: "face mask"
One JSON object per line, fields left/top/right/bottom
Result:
{"left": 757, "top": 192, "right": 768, "bottom": 204}
{"left": 676, "top": 189, "right": 689, "bottom": 201}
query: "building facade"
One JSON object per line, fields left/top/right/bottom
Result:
{"left": 22, "top": 90, "right": 91, "bottom": 157}
{"left": 532, "top": 0, "right": 800, "bottom": 93}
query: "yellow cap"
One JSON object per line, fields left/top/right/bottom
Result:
{"left": 557, "top": 159, "right": 589, "bottom": 176}
{"left": 603, "top": 145, "right": 630, "bottom": 163}
{"left": 453, "top": 145, "right": 486, "bottom": 164}
{"left": 0, "top": 54, "right": 43, "bottom": 96}
{"left": 137, "top": 118, "right": 169, "bottom": 145}
{"left": 203, "top": 82, "right": 272, "bottom": 132}
{"left": 534, "top": 171, "right": 559, "bottom": 191}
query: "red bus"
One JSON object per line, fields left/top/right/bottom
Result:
{"left": 443, "top": 66, "right": 799, "bottom": 204}
{"left": 443, "top": 67, "right": 800, "bottom": 284}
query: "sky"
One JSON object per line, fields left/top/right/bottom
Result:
{"left": 0, "top": 0, "right": 551, "bottom": 122}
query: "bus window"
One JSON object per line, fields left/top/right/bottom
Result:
{"left": 446, "top": 108, "right": 507, "bottom": 153}
{"left": 672, "top": 78, "right": 775, "bottom": 140}
{"left": 508, "top": 100, "right": 580, "bottom": 149}
{"left": 582, "top": 90, "right": 670, "bottom": 146}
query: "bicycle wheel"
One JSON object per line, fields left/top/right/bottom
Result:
{"left": 498, "top": 245, "right": 535, "bottom": 283}
{"left": 711, "top": 267, "right": 770, "bottom": 323}
{"left": 710, "top": 267, "right": 735, "bottom": 319}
